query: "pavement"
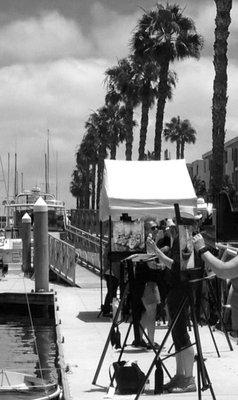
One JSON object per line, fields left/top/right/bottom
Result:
{"left": 55, "top": 265, "right": 238, "bottom": 400}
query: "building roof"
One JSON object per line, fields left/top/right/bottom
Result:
{"left": 202, "top": 135, "right": 238, "bottom": 159}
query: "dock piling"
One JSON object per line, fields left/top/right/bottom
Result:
{"left": 22, "top": 212, "right": 31, "bottom": 274}
{"left": 33, "top": 197, "right": 49, "bottom": 292}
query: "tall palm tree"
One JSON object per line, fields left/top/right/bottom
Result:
{"left": 164, "top": 116, "right": 197, "bottom": 159}
{"left": 211, "top": 0, "right": 232, "bottom": 203}
{"left": 85, "top": 109, "right": 109, "bottom": 209}
{"left": 130, "top": 56, "right": 159, "bottom": 160}
{"left": 70, "top": 169, "right": 82, "bottom": 209}
{"left": 105, "top": 58, "right": 140, "bottom": 160}
{"left": 101, "top": 101, "right": 128, "bottom": 160}
{"left": 81, "top": 128, "right": 98, "bottom": 209}
{"left": 132, "top": 3, "right": 203, "bottom": 160}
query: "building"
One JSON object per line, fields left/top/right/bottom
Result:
{"left": 188, "top": 136, "right": 238, "bottom": 196}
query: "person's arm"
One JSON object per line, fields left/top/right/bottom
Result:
{"left": 193, "top": 233, "right": 238, "bottom": 279}
{"left": 146, "top": 236, "right": 174, "bottom": 270}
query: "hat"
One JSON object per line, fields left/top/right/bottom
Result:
{"left": 166, "top": 218, "right": 176, "bottom": 228}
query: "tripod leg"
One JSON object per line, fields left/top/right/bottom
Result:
{"left": 195, "top": 355, "right": 202, "bottom": 400}
{"left": 189, "top": 289, "right": 216, "bottom": 399}
{"left": 200, "top": 301, "right": 220, "bottom": 357}
{"left": 109, "top": 322, "right": 133, "bottom": 386}
{"left": 207, "top": 279, "right": 233, "bottom": 351}
{"left": 134, "top": 295, "right": 188, "bottom": 400}
{"left": 92, "top": 284, "right": 129, "bottom": 385}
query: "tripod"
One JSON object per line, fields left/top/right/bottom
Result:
{"left": 134, "top": 275, "right": 217, "bottom": 400}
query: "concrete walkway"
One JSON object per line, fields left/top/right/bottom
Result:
{"left": 55, "top": 266, "right": 238, "bottom": 400}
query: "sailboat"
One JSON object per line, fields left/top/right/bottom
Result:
{"left": 0, "top": 369, "right": 61, "bottom": 399}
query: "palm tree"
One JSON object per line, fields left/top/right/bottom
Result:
{"left": 211, "top": 0, "right": 232, "bottom": 204}
{"left": 101, "top": 101, "right": 128, "bottom": 160}
{"left": 131, "top": 57, "right": 159, "bottom": 160}
{"left": 105, "top": 58, "right": 140, "bottom": 160}
{"left": 130, "top": 55, "right": 177, "bottom": 160}
{"left": 164, "top": 116, "right": 197, "bottom": 159}
{"left": 85, "top": 109, "right": 109, "bottom": 208}
{"left": 70, "top": 169, "right": 82, "bottom": 208}
{"left": 164, "top": 116, "right": 182, "bottom": 159}
{"left": 132, "top": 3, "right": 203, "bottom": 160}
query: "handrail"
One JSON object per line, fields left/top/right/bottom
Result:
{"left": 48, "top": 233, "right": 76, "bottom": 286}
{"left": 65, "top": 225, "right": 107, "bottom": 273}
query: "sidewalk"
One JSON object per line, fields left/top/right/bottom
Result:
{"left": 55, "top": 266, "right": 238, "bottom": 400}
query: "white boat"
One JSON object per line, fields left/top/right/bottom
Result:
{"left": 0, "top": 370, "right": 61, "bottom": 399}
{"left": 4, "top": 186, "right": 67, "bottom": 234}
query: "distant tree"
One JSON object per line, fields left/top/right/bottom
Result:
{"left": 211, "top": 0, "right": 232, "bottom": 204}
{"left": 164, "top": 116, "right": 197, "bottom": 159}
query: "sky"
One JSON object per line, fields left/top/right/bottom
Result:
{"left": 0, "top": 0, "right": 237, "bottom": 210}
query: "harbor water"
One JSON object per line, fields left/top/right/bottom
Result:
{"left": 0, "top": 305, "right": 59, "bottom": 398}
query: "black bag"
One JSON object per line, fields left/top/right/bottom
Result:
{"left": 110, "top": 360, "right": 146, "bottom": 394}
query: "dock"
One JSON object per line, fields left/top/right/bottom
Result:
{"left": 54, "top": 265, "right": 238, "bottom": 400}
{"left": 1, "top": 262, "right": 238, "bottom": 399}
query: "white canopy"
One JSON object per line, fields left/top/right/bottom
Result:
{"left": 99, "top": 159, "right": 197, "bottom": 221}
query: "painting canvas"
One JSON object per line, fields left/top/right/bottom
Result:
{"left": 112, "top": 220, "right": 145, "bottom": 252}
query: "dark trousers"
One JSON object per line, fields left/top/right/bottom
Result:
{"left": 103, "top": 275, "right": 119, "bottom": 314}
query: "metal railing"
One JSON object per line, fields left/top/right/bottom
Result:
{"left": 49, "top": 233, "right": 76, "bottom": 285}
{"left": 65, "top": 224, "right": 107, "bottom": 273}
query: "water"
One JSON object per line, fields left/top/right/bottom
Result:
{"left": 0, "top": 308, "right": 58, "bottom": 385}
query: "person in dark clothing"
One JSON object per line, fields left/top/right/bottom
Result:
{"left": 102, "top": 244, "right": 121, "bottom": 317}
{"left": 147, "top": 220, "right": 197, "bottom": 394}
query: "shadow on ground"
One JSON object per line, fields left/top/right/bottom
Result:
{"left": 77, "top": 311, "right": 112, "bottom": 322}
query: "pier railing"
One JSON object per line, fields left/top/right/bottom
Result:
{"left": 65, "top": 225, "right": 107, "bottom": 274}
{"left": 48, "top": 233, "right": 76, "bottom": 286}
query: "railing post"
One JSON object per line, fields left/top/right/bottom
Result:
{"left": 33, "top": 197, "right": 49, "bottom": 292}
{"left": 22, "top": 212, "right": 32, "bottom": 274}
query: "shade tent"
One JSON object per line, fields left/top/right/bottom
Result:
{"left": 99, "top": 159, "right": 197, "bottom": 221}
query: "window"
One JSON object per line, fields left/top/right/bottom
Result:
{"left": 234, "top": 148, "right": 238, "bottom": 168}
{"left": 224, "top": 151, "right": 227, "bottom": 164}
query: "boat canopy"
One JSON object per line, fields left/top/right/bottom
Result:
{"left": 99, "top": 159, "right": 197, "bottom": 221}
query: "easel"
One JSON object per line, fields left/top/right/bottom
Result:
{"left": 92, "top": 254, "right": 172, "bottom": 387}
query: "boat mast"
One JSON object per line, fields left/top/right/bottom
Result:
{"left": 14, "top": 152, "right": 18, "bottom": 197}
{"left": 45, "top": 129, "right": 50, "bottom": 193}
{"left": 56, "top": 151, "right": 58, "bottom": 199}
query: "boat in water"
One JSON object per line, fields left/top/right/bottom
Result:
{"left": 4, "top": 186, "right": 67, "bottom": 237}
{"left": 0, "top": 370, "right": 61, "bottom": 399}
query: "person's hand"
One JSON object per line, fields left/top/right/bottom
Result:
{"left": 146, "top": 235, "right": 156, "bottom": 251}
{"left": 192, "top": 233, "right": 206, "bottom": 252}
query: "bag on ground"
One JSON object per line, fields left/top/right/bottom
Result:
{"left": 110, "top": 360, "right": 145, "bottom": 394}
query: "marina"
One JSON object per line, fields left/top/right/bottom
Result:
{"left": 0, "top": 217, "right": 238, "bottom": 400}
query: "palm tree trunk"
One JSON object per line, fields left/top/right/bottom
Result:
{"left": 154, "top": 61, "right": 169, "bottom": 160}
{"left": 96, "top": 146, "right": 107, "bottom": 209}
{"left": 211, "top": 0, "right": 232, "bottom": 204}
{"left": 84, "top": 160, "right": 90, "bottom": 209}
{"left": 181, "top": 140, "right": 185, "bottom": 159}
{"left": 176, "top": 141, "right": 180, "bottom": 159}
{"left": 110, "top": 142, "right": 117, "bottom": 159}
{"left": 125, "top": 103, "right": 134, "bottom": 161}
{"left": 138, "top": 95, "right": 150, "bottom": 160}
{"left": 91, "top": 162, "right": 96, "bottom": 210}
